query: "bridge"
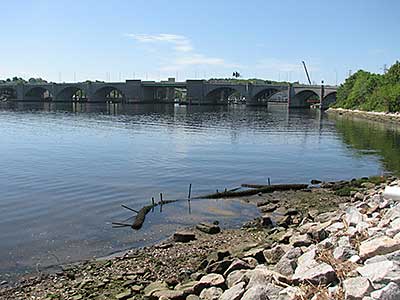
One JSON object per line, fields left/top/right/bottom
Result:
{"left": 0, "top": 79, "right": 337, "bottom": 109}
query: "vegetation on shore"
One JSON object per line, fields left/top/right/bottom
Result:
{"left": 333, "top": 60, "right": 400, "bottom": 112}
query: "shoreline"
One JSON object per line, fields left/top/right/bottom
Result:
{"left": 2, "top": 175, "right": 398, "bottom": 299}
{"left": 328, "top": 107, "right": 400, "bottom": 124}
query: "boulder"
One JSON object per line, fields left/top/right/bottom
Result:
{"left": 278, "top": 286, "right": 303, "bottom": 300}
{"left": 205, "top": 259, "right": 233, "bottom": 274}
{"left": 386, "top": 218, "right": 400, "bottom": 238}
{"left": 226, "top": 270, "right": 249, "bottom": 288}
{"left": 199, "top": 287, "right": 223, "bottom": 300}
{"left": 173, "top": 231, "right": 196, "bottom": 243}
{"left": 359, "top": 236, "right": 400, "bottom": 260}
{"left": 289, "top": 234, "right": 313, "bottom": 247}
{"left": 357, "top": 259, "right": 400, "bottom": 288}
{"left": 241, "top": 285, "right": 269, "bottom": 300}
{"left": 153, "top": 289, "right": 185, "bottom": 300}
{"left": 370, "top": 282, "right": 400, "bottom": 300}
{"left": 223, "top": 259, "right": 251, "bottom": 276}
{"left": 343, "top": 277, "right": 374, "bottom": 300}
{"left": 275, "top": 248, "right": 302, "bottom": 277}
{"left": 263, "top": 245, "right": 290, "bottom": 264}
{"left": 243, "top": 247, "right": 267, "bottom": 263}
{"left": 195, "top": 274, "right": 225, "bottom": 292}
{"left": 143, "top": 281, "right": 169, "bottom": 298}
{"left": 219, "top": 282, "right": 246, "bottom": 300}
{"left": 174, "top": 281, "right": 198, "bottom": 295}
{"left": 196, "top": 223, "right": 220, "bottom": 234}
{"left": 186, "top": 295, "right": 200, "bottom": 300}
{"left": 345, "top": 207, "right": 364, "bottom": 226}
{"left": 262, "top": 215, "right": 274, "bottom": 228}
{"left": 259, "top": 203, "right": 278, "bottom": 213}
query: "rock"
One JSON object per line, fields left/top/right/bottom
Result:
{"left": 354, "top": 192, "right": 364, "bottom": 201}
{"left": 263, "top": 245, "right": 289, "bottom": 264}
{"left": 241, "top": 285, "right": 269, "bottom": 300}
{"left": 219, "top": 282, "right": 246, "bottom": 300}
{"left": 311, "top": 179, "right": 322, "bottom": 184}
{"left": 242, "top": 257, "right": 259, "bottom": 268}
{"left": 175, "top": 281, "right": 198, "bottom": 295}
{"left": 386, "top": 218, "right": 400, "bottom": 237}
{"left": 276, "top": 215, "right": 291, "bottom": 228}
{"left": 224, "top": 259, "right": 251, "bottom": 276}
{"left": 205, "top": 259, "right": 233, "bottom": 274}
{"left": 343, "top": 277, "right": 374, "bottom": 300}
{"left": 0, "top": 281, "right": 7, "bottom": 286}
{"left": 196, "top": 223, "right": 220, "bottom": 234}
{"left": 174, "top": 231, "right": 196, "bottom": 243}
{"left": 278, "top": 286, "right": 303, "bottom": 300}
{"left": 144, "top": 281, "right": 169, "bottom": 298}
{"left": 306, "top": 222, "right": 329, "bottom": 242}
{"left": 275, "top": 247, "right": 302, "bottom": 277}
{"left": 315, "top": 211, "right": 340, "bottom": 223}
{"left": 195, "top": 274, "right": 225, "bottom": 292}
{"left": 370, "top": 282, "right": 400, "bottom": 300}
{"left": 243, "top": 247, "right": 266, "bottom": 263}
{"left": 262, "top": 215, "right": 274, "bottom": 228}
{"left": 345, "top": 207, "right": 364, "bottom": 226}
{"left": 226, "top": 270, "right": 249, "bottom": 288}
{"left": 359, "top": 236, "right": 400, "bottom": 260}
{"left": 153, "top": 289, "right": 185, "bottom": 300}
{"left": 259, "top": 203, "right": 278, "bottom": 213}
{"left": 289, "top": 234, "right": 313, "bottom": 247}
{"left": 357, "top": 259, "right": 400, "bottom": 288}
{"left": 115, "top": 290, "right": 132, "bottom": 300}
{"left": 186, "top": 295, "right": 200, "bottom": 300}
{"left": 199, "top": 287, "right": 223, "bottom": 300}
{"left": 293, "top": 248, "right": 337, "bottom": 284}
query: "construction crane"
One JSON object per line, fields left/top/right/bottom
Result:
{"left": 302, "top": 61, "right": 312, "bottom": 85}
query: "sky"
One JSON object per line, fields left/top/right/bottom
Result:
{"left": 0, "top": 0, "right": 399, "bottom": 85}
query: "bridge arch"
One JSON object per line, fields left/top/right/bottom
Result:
{"left": 291, "top": 90, "right": 320, "bottom": 108}
{"left": 252, "top": 88, "right": 284, "bottom": 103}
{"left": 0, "top": 87, "right": 17, "bottom": 100}
{"left": 92, "top": 86, "right": 126, "bottom": 102}
{"left": 25, "top": 86, "right": 53, "bottom": 101}
{"left": 322, "top": 91, "right": 337, "bottom": 109}
{"left": 205, "top": 86, "right": 243, "bottom": 104}
{"left": 56, "top": 86, "right": 88, "bottom": 102}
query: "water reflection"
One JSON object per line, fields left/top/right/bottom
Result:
{"left": 330, "top": 113, "right": 400, "bottom": 176}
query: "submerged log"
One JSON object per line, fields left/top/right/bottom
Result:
{"left": 198, "top": 184, "right": 309, "bottom": 199}
{"left": 131, "top": 199, "right": 177, "bottom": 230}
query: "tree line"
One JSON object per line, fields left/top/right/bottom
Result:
{"left": 0, "top": 77, "right": 48, "bottom": 84}
{"left": 334, "top": 61, "right": 400, "bottom": 112}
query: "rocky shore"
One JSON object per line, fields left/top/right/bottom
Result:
{"left": 328, "top": 108, "right": 400, "bottom": 124}
{"left": 1, "top": 176, "right": 400, "bottom": 300}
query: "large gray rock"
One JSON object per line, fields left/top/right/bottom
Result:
{"left": 278, "top": 286, "right": 303, "bottom": 300}
{"left": 343, "top": 277, "right": 374, "bottom": 300}
{"left": 219, "top": 282, "right": 246, "bottom": 300}
{"left": 289, "top": 234, "right": 313, "bottom": 247}
{"left": 359, "top": 236, "right": 400, "bottom": 260}
{"left": 241, "top": 285, "right": 270, "bottom": 300}
{"left": 356, "top": 260, "right": 400, "bottom": 288}
{"left": 205, "top": 259, "right": 233, "bottom": 274}
{"left": 226, "top": 270, "right": 249, "bottom": 288}
{"left": 275, "top": 247, "right": 302, "bottom": 277}
{"left": 143, "top": 281, "right": 169, "bottom": 298}
{"left": 345, "top": 207, "right": 364, "bottom": 226}
{"left": 370, "top": 282, "right": 400, "bottom": 300}
{"left": 386, "top": 218, "right": 400, "bottom": 237}
{"left": 292, "top": 248, "right": 337, "bottom": 284}
{"left": 153, "top": 289, "right": 185, "bottom": 299}
{"left": 263, "top": 245, "right": 289, "bottom": 264}
{"left": 194, "top": 274, "right": 225, "bottom": 293}
{"left": 199, "top": 287, "right": 223, "bottom": 300}
{"left": 224, "top": 259, "right": 251, "bottom": 276}
{"left": 196, "top": 223, "right": 220, "bottom": 234}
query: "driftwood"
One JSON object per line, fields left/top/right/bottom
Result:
{"left": 114, "top": 199, "right": 178, "bottom": 230}
{"left": 197, "top": 184, "right": 309, "bottom": 199}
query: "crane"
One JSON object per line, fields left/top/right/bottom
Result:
{"left": 302, "top": 61, "right": 312, "bottom": 85}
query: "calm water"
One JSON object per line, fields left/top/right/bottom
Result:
{"left": 0, "top": 102, "right": 399, "bottom": 279}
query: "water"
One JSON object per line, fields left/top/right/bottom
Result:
{"left": 0, "top": 102, "right": 399, "bottom": 279}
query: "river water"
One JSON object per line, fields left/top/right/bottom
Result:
{"left": 0, "top": 102, "right": 399, "bottom": 279}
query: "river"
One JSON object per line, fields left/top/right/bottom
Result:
{"left": 0, "top": 102, "right": 399, "bottom": 279}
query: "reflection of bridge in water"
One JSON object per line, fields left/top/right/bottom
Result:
{"left": 0, "top": 78, "right": 337, "bottom": 109}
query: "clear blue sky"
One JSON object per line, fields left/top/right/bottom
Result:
{"left": 1, "top": 0, "right": 399, "bottom": 84}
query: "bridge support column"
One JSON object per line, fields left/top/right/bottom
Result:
{"left": 186, "top": 80, "right": 205, "bottom": 105}
{"left": 287, "top": 84, "right": 296, "bottom": 108}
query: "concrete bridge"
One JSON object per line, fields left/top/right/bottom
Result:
{"left": 0, "top": 79, "right": 337, "bottom": 109}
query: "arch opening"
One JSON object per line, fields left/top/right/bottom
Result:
{"left": 291, "top": 90, "right": 320, "bottom": 108}
{"left": 25, "top": 87, "right": 53, "bottom": 101}
{"left": 56, "top": 87, "right": 87, "bottom": 102}
{"left": 0, "top": 87, "right": 17, "bottom": 101}
{"left": 252, "top": 89, "right": 287, "bottom": 103}
{"left": 206, "top": 87, "right": 243, "bottom": 104}
{"left": 92, "top": 86, "right": 125, "bottom": 103}
{"left": 322, "top": 92, "right": 337, "bottom": 109}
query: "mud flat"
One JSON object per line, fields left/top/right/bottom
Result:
{"left": 1, "top": 175, "right": 399, "bottom": 300}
